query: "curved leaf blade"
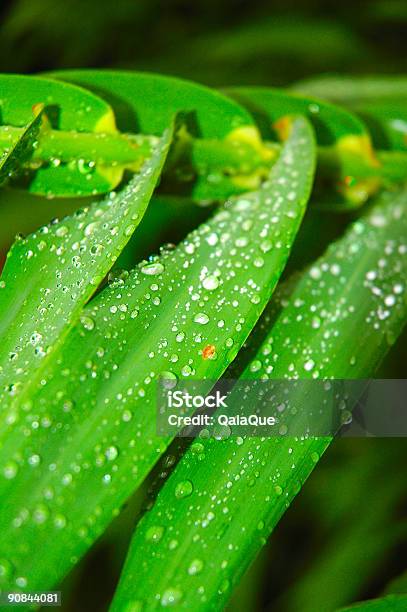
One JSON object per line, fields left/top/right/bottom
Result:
{"left": 0, "top": 107, "right": 45, "bottom": 186}
{"left": 50, "top": 70, "right": 272, "bottom": 200}
{"left": 293, "top": 76, "right": 407, "bottom": 152}
{"left": 111, "top": 190, "right": 407, "bottom": 611}
{"left": 0, "top": 116, "right": 316, "bottom": 592}
{"left": 292, "top": 75, "right": 407, "bottom": 104}
{"left": 227, "top": 86, "right": 368, "bottom": 146}
{"left": 0, "top": 126, "right": 172, "bottom": 418}
{"left": 0, "top": 74, "right": 123, "bottom": 196}
{"left": 50, "top": 70, "right": 254, "bottom": 138}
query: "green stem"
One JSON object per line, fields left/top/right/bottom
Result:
{"left": 0, "top": 125, "right": 406, "bottom": 199}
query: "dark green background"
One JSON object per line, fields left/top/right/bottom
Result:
{"left": 0, "top": 0, "right": 406, "bottom": 84}
{"left": 0, "top": 1, "right": 406, "bottom": 611}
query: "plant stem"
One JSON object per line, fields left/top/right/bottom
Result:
{"left": 0, "top": 125, "right": 406, "bottom": 201}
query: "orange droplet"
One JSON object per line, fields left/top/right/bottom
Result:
{"left": 273, "top": 116, "right": 292, "bottom": 141}
{"left": 202, "top": 345, "right": 215, "bottom": 360}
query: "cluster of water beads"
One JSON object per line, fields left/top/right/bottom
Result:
{"left": 0, "top": 131, "right": 171, "bottom": 414}
{"left": 110, "top": 196, "right": 407, "bottom": 607}
{"left": 0, "top": 120, "right": 315, "bottom": 593}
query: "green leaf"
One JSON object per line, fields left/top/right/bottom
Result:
{"left": 293, "top": 76, "right": 407, "bottom": 152}
{"left": 51, "top": 70, "right": 254, "bottom": 137}
{"left": 110, "top": 189, "right": 407, "bottom": 611}
{"left": 50, "top": 70, "right": 273, "bottom": 200}
{"left": 0, "top": 74, "right": 126, "bottom": 196}
{"left": 227, "top": 86, "right": 407, "bottom": 209}
{"left": 337, "top": 594, "right": 407, "bottom": 611}
{"left": 293, "top": 75, "right": 407, "bottom": 104}
{"left": 277, "top": 439, "right": 407, "bottom": 612}
{"left": 0, "top": 106, "right": 45, "bottom": 186}
{"left": 350, "top": 100, "right": 407, "bottom": 152}
{"left": 0, "top": 116, "right": 315, "bottom": 592}
{"left": 0, "top": 124, "right": 172, "bottom": 417}
{"left": 227, "top": 86, "right": 368, "bottom": 145}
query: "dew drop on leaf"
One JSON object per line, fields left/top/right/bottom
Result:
{"left": 145, "top": 525, "right": 165, "bottom": 543}
{"left": 80, "top": 315, "right": 95, "bottom": 331}
{"left": 194, "top": 313, "right": 209, "bottom": 325}
{"left": 161, "top": 371, "right": 178, "bottom": 389}
{"left": 187, "top": 558, "right": 204, "bottom": 575}
{"left": 202, "top": 275, "right": 219, "bottom": 291}
{"left": 105, "top": 446, "right": 119, "bottom": 461}
{"left": 140, "top": 262, "right": 165, "bottom": 276}
{"left": 3, "top": 461, "right": 18, "bottom": 480}
{"left": 161, "top": 587, "right": 182, "bottom": 607}
{"left": 175, "top": 480, "right": 194, "bottom": 499}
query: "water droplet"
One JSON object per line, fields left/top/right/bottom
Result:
{"left": 260, "top": 240, "right": 272, "bottom": 253}
{"left": 80, "top": 315, "right": 95, "bottom": 331}
{"left": 206, "top": 233, "right": 218, "bottom": 246}
{"left": 122, "top": 409, "right": 133, "bottom": 422}
{"left": 84, "top": 221, "right": 99, "bottom": 236}
{"left": 175, "top": 480, "right": 194, "bottom": 499}
{"left": 3, "top": 461, "right": 18, "bottom": 479}
{"left": 253, "top": 257, "right": 264, "bottom": 268}
{"left": 161, "top": 372, "right": 178, "bottom": 389}
{"left": 33, "top": 504, "right": 49, "bottom": 524}
{"left": 161, "top": 588, "right": 182, "bottom": 607}
{"left": 194, "top": 313, "right": 209, "bottom": 325}
{"left": 202, "top": 345, "right": 216, "bottom": 360}
{"left": 54, "top": 513, "right": 67, "bottom": 529}
{"left": 188, "top": 558, "right": 204, "bottom": 575}
{"left": 250, "top": 360, "right": 262, "bottom": 372}
{"left": 218, "top": 579, "right": 230, "bottom": 595}
{"left": 28, "top": 454, "right": 41, "bottom": 467}
{"left": 304, "top": 359, "right": 315, "bottom": 372}
{"left": 202, "top": 275, "right": 219, "bottom": 291}
{"left": 141, "top": 262, "right": 164, "bottom": 276}
{"left": 191, "top": 442, "right": 205, "bottom": 456}
{"left": 55, "top": 226, "right": 69, "bottom": 238}
{"left": 105, "top": 446, "right": 119, "bottom": 461}
{"left": 146, "top": 525, "right": 164, "bottom": 543}
{"left": 77, "top": 159, "right": 95, "bottom": 174}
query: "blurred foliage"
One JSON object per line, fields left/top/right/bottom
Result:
{"left": 0, "top": 0, "right": 406, "bottom": 85}
{"left": 0, "top": 1, "right": 405, "bottom": 610}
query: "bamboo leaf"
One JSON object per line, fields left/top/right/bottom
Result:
{"left": 50, "top": 70, "right": 273, "bottom": 200}
{"left": 293, "top": 76, "right": 407, "bottom": 152}
{"left": 110, "top": 189, "right": 407, "bottom": 611}
{"left": 227, "top": 86, "right": 407, "bottom": 208}
{"left": 0, "top": 116, "right": 315, "bottom": 592}
{"left": 51, "top": 70, "right": 255, "bottom": 138}
{"left": 0, "top": 106, "right": 44, "bottom": 186}
{"left": 0, "top": 125, "right": 172, "bottom": 417}
{"left": 293, "top": 76, "right": 407, "bottom": 104}
{"left": 227, "top": 86, "right": 368, "bottom": 146}
{"left": 0, "top": 74, "right": 126, "bottom": 196}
